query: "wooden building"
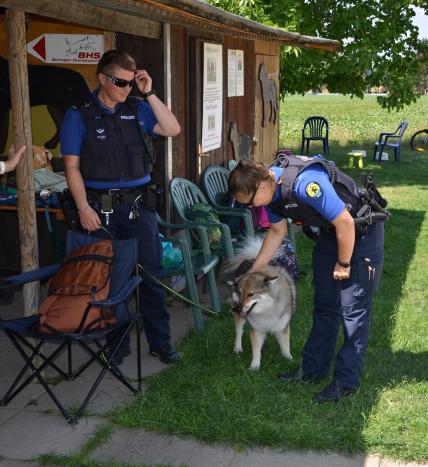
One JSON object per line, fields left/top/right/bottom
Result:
{"left": 0, "top": 0, "right": 338, "bottom": 313}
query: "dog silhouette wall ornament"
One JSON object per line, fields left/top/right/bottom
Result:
{"left": 258, "top": 63, "right": 279, "bottom": 127}
{"left": 0, "top": 56, "right": 91, "bottom": 153}
{"left": 229, "top": 121, "right": 251, "bottom": 160}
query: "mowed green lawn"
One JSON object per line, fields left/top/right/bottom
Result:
{"left": 112, "top": 95, "right": 428, "bottom": 463}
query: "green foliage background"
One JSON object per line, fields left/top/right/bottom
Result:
{"left": 208, "top": 0, "right": 428, "bottom": 111}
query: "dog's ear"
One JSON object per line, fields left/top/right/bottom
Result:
{"left": 263, "top": 275, "right": 278, "bottom": 285}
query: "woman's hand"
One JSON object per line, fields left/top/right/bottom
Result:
{"left": 333, "top": 262, "right": 351, "bottom": 280}
{"left": 6, "top": 144, "right": 26, "bottom": 172}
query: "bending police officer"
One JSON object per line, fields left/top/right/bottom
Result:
{"left": 60, "top": 50, "right": 181, "bottom": 365}
{"left": 228, "top": 156, "right": 385, "bottom": 402}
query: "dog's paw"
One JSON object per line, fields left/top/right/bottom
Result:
{"left": 234, "top": 346, "right": 243, "bottom": 354}
{"left": 283, "top": 352, "right": 293, "bottom": 361}
{"left": 249, "top": 362, "right": 260, "bottom": 370}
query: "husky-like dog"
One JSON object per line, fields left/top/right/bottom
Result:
{"left": 227, "top": 237, "right": 296, "bottom": 370}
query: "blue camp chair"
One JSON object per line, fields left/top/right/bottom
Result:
{"left": 301, "top": 116, "right": 329, "bottom": 155}
{"left": 0, "top": 231, "right": 142, "bottom": 425}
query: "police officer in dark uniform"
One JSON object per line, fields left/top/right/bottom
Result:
{"left": 228, "top": 157, "right": 386, "bottom": 402}
{"left": 60, "top": 50, "right": 181, "bottom": 365}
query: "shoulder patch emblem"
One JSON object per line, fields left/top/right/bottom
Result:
{"left": 306, "top": 182, "right": 322, "bottom": 199}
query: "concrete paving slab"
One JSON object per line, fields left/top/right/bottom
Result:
{"left": 230, "top": 449, "right": 367, "bottom": 467}
{"left": 0, "top": 407, "right": 20, "bottom": 425}
{"left": 33, "top": 371, "right": 138, "bottom": 416}
{"left": 90, "top": 428, "right": 237, "bottom": 467}
{"left": 0, "top": 460, "right": 40, "bottom": 466}
{"left": 0, "top": 411, "right": 104, "bottom": 460}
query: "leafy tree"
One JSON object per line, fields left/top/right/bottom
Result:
{"left": 208, "top": 0, "right": 428, "bottom": 110}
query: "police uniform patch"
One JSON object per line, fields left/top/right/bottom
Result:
{"left": 306, "top": 182, "right": 322, "bottom": 198}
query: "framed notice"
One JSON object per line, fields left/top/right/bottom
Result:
{"left": 227, "top": 49, "right": 237, "bottom": 97}
{"left": 202, "top": 43, "right": 223, "bottom": 153}
{"left": 227, "top": 49, "right": 244, "bottom": 97}
{"left": 236, "top": 49, "right": 244, "bottom": 96}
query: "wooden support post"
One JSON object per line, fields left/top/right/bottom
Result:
{"left": 6, "top": 9, "right": 40, "bottom": 317}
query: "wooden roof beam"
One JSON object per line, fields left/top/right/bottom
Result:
{"left": 0, "top": 0, "right": 161, "bottom": 39}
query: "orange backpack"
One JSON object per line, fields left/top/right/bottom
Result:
{"left": 37, "top": 240, "right": 116, "bottom": 334}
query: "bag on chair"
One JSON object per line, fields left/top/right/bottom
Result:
{"left": 37, "top": 240, "right": 116, "bottom": 334}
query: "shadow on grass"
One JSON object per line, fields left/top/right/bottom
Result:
{"left": 110, "top": 164, "right": 428, "bottom": 463}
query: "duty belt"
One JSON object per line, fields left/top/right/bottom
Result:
{"left": 86, "top": 187, "right": 145, "bottom": 206}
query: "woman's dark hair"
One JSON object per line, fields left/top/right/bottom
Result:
{"left": 228, "top": 160, "right": 271, "bottom": 196}
{"left": 97, "top": 50, "right": 136, "bottom": 75}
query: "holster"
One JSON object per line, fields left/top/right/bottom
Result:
{"left": 57, "top": 189, "right": 79, "bottom": 230}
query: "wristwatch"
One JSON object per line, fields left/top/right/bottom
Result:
{"left": 337, "top": 260, "right": 351, "bottom": 268}
{"left": 142, "top": 90, "right": 156, "bottom": 99}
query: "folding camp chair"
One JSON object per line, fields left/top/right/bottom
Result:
{"left": 0, "top": 230, "right": 142, "bottom": 425}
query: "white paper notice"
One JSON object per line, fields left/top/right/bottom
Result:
{"left": 228, "top": 49, "right": 237, "bottom": 97}
{"left": 202, "top": 43, "right": 223, "bottom": 153}
{"left": 236, "top": 50, "right": 244, "bottom": 96}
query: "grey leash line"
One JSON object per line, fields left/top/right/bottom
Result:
{"left": 136, "top": 263, "right": 220, "bottom": 318}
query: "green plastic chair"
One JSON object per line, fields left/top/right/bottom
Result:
{"left": 157, "top": 215, "right": 221, "bottom": 331}
{"left": 169, "top": 177, "right": 236, "bottom": 260}
{"left": 201, "top": 165, "right": 254, "bottom": 238}
{"left": 227, "top": 159, "right": 239, "bottom": 171}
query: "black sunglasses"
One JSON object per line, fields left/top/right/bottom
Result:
{"left": 103, "top": 73, "right": 135, "bottom": 88}
{"left": 241, "top": 184, "right": 260, "bottom": 207}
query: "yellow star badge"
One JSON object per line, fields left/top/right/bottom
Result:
{"left": 306, "top": 182, "right": 322, "bottom": 199}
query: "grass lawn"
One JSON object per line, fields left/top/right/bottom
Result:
{"left": 111, "top": 95, "right": 428, "bottom": 463}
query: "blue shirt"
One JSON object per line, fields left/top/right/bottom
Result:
{"left": 266, "top": 164, "right": 345, "bottom": 224}
{"left": 60, "top": 91, "right": 158, "bottom": 189}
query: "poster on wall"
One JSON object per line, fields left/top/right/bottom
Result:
{"left": 27, "top": 34, "right": 104, "bottom": 64}
{"left": 236, "top": 49, "right": 244, "bottom": 96}
{"left": 227, "top": 49, "right": 244, "bottom": 97}
{"left": 227, "top": 49, "right": 237, "bottom": 97}
{"left": 202, "top": 43, "right": 223, "bottom": 153}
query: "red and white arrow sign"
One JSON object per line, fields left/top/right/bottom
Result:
{"left": 27, "top": 34, "right": 104, "bottom": 64}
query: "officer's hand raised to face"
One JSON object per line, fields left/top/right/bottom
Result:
{"left": 333, "top": 263, "right": 351, "bottom": 281}
{"left": 135, "top": 70, "right": 152, "bottom": 95}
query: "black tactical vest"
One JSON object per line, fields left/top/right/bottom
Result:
{"left": 78, "top": 96, "right": 156, "bottom": 181}
{"left": 269, "top": 155, "right": 361, "bottom": 229}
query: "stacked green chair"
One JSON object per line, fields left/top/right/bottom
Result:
{"left": 227, "top": 159, "right": 239, "bottom": 171}
{"left": 157, "top": 215, "right": 221, "bottom": 328}
{"left": 169, "top": 177, "right": 238, "bottom": 260}
{"left": 201, "top": 165, "right": 254, "bottom": 238}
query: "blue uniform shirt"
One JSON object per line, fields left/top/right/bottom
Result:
{"left": 60, "top": 90, "right": 158, "bottom": 189}
{"left": 266, "top": 164, "right": 345, "bottom": 224}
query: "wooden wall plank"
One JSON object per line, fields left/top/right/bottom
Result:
{"left": 254, "top": 40, "right": 280, "bottom": 56}
{"left": 254, "top": 52, "right": 280, "bottom": 164}
{"left": 170, "top": 24, "right": 187, "bottom": 179}
{"left": 224, "top": 36, "right": 255, "bottom": 161}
